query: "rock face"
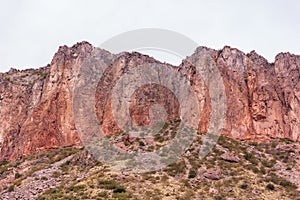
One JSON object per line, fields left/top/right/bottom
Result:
{"left": 0, "top": 42, "right": 93, "bottom": 160}
{"left": 0, "top": 41, "right": 300, "bottom": 160}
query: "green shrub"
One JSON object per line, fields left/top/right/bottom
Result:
{"left": 244, "top": 153, "right": 258, "bottom": 165}
{"left": 0, "top": 166, "right": 8, "bottom": 175}
{"left": 154, "top": 134, "right": 165, "bottom": 143}
{"left": 0, "top": 160, "right": 9, "bottom": 166}
{"left": 68, "top": 184, "right": 86, "bottom": 192}
{"left": 98, "top": 179, "right": 122, "bottom": 190}
{"left": 278, "top": 179, "right": 297, "bottom": 189}
{"left": 40, "top": 176, "right": 48, "bottom": 181}
{"left": 188, "top": 170, "right": 197, "bottom": 179}
{"left": 112, "top": 192, "right": 131, "bottom": 199}
{"left": 97, "top": 191, "right": 108, "bottom": 198}
{"left": 14, "top": 172, "right": 22, "bottom": 179}
{"left": 240, "top": 183, "right": 248, "bottom": 189}
{"left": 282, "top": 138, "right": 293, "bottom": 144}
{"left": 52, "top": 171, "right": 61, "bottom": 178}
{"left": 266, "top": 183, "right": 275, "bottom": 190}
{"left": 260, "top": 166, "right": 266, "bottom": 174}
{"left": 262, "top": 159, "right": 276, "bottom": 168}
{"left": 113, "top": 187, "right": 126, "bottom": 193}
{"left": 271, "top": 141, "right": 278, "bottom": 148}
{"left": 39, "top": 72, "right": 48, "bottom": 79}
{"left": 8, "top": 185, "right": 14, "bottom": 192}
{"left": 267, "top": 173, "right": 297, "bottom": 190}
{"left": 139, "top": 141, "right": 145, "bottom": 146}
{"left": 252, "top": 167, "right": 260, "bottom": 174}
{"left": 164, "top": 160, "right": 186, "bottom": 177}
{"left": 60, "top": 160, "right": 71, "bottom": 172}
{"left": 214, "top": 196, "right": 225, "bottom": 200}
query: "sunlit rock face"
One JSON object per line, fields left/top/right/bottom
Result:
{"left": 0, "top": 41, "right": 299, "bottom": 160}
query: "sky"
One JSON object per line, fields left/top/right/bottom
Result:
{"left": 0, "top": 0, "right": 300, "bottom": 72}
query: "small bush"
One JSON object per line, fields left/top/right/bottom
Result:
{"left": 52, "top": 171, "right": 61, "bottom": 178}
{"left": 279, "top": 179, "right": 297, "bottom": 189}
{"left": 112, "top": 192, "right": 131, "bottom": 199}
{"left": 14, "top": 172, "right": 22, "bottom": 179}
{"left": 0, "top": 166, "right": 9, "bottom": 175}
{"left": 13, "top": 179, "right": 22, "bottom": 186}
{"left": 266, "top": 183, "right": 275, "bottom": 190}
{"left": 97, "top": 191, "right": 108, "bottom": 198}
{"left": 271, "top": 141, "right": 278, "bottom": 148}
{"left": 164, "top": 160, "right": 186, "bottom": 177}
{"left": 188, "top": 170, "right": 197, "bottom": 179}
{"left": 214, "top": 196, "right": 225, "bottom": 200}
{"left": 39, "top": 72, "right": 48, "bottom": 79}
{"left": 244, "top": 153, "right": 258, "bottom": 165}
{"left": 267, "top": 173, "right": 297, "bottom": 190}
{"left": 252, "top": 167, "right": 260, "bottom": 174}
{"left": 68, "top": 184, "right": 86, "bottom": 192}
{"left": 139, "top": 141, "right": 145, "bottom": 146}
{"left": 260, "top": 166, "right": 266, "bottom": 174}
{"left": 154, "top": 134, "right": 165, "bottom": 143}
{"left": 240, "top": 183, "right": 248, "bottom": 189}
{"left": 262, "top": 159, "right": 276, "bottom": 168}
{"left": 8, "top": 185, "right": 14, "bottom": 192}
{"left": 113, "top": 187, "right": 126, "bottom": 193}
{"left": 282, "top": 138, "right": 293, "bottom": 144}
{"left": 40, "top": 176, "right": 48, "bottom": 181}
{"left": 249, "top": 142, "right": 258, "bottom": 146}
{"left": 98, "top": 179, "right": 121, "bottom": 190}
{"left": 0, "top": 160, "right": 9, "bottom": 166}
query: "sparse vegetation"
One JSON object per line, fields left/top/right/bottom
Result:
{"left": 244, "top": 152, "right": 259, "bottom": 165}
{"left": 0, "top": 134, "right": 298, "bottom": 200}
{"left": 164, "top": 159, "right": 186, "bottom": 177}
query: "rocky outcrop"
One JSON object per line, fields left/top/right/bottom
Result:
{"left": 0, "top": 41, "right": 300, "bottom": 160}
{"left": 220, "top": 153, "right": 240, "bottom": 163}
{"left": 204, "top": 168, "right": 223, "bottom": 180}
{"left": 218, "top": 48, "right": 300, "bottom": 142}
{"left": 0, "top": 42, "right": 93, "bottom": 160}
{"left": 182, "top": 46, "right": 300, "bottom": 142}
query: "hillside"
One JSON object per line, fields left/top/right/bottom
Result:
{"left": 0, "top": 135, "right": 299, "bottom": 199}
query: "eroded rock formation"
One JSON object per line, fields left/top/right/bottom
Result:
{"left": 0, "top": 41, "right": 299, "bottom": 160}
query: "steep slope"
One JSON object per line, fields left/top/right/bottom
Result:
{"left": 0, "top": 135, "right": 299, "bottom": 200}
{"left": 0, "top": 42, "right": 93, "bottom": 160}
{"left": 0, "top": 42, "right": 300, "bottom": 161}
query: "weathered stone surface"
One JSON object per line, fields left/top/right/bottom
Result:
{"left": 220, "top": 152, "right": 240, "bottom": 163}
{"left": 0, "top": 41, "right": 300, "bottom": 160}
{"left": 204, "top": 168, "right": 222, "bottom": 180}
{"left": 0, "top": 42, "right": 93, "bottom": 160}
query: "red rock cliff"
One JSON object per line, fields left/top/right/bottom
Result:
{"left": 0, "top": 42, "right": 299, "bottom": 160}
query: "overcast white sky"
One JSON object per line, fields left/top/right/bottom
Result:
{"left": 0, "top": 0, "right": 300, "bottom": 72}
